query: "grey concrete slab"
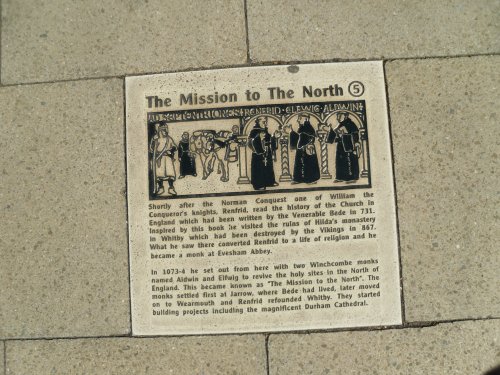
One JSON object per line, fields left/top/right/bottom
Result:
{"left": 386, "top": 56, "right": 500, "bottom": 322}
{"left": 247, "top": 0, "right": 500, "bottom": 62}
{"left": 1, "top": 0, "right": 247, "bottom": 84}
{"left": 5, "top": 335, "right": 266, "bottom": 375}
{"left": 0, "top": 79, "right": 129, "bottom": 339}
{"left": 269, "top": 320, "right": 500, "bottom": 375}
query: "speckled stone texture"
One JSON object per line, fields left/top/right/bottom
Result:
{"left": 1, "top": 0, "right": 247, "bottom": 84}
{"left": 386, "top": 56, "right": 500, "bottom": 322}
{"left": 269, "top": 320, "right": 500, "bottom": 375}
{"left": 247, "top": 0, "right": 500, "bottom": 62}
{"left": 0, "top": 79, "right": 129, "bottom": 339}
{"left": 5, "top": 335, "right": 266, "bottom": 375}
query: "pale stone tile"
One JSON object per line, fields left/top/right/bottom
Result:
{"left": 247, "top": 0, "right": 500, "bottom": 62}
{"left": 1, "top": 0, "right": 247, "bottom": 84}
{"left": 386, "top": 56, "right": 500, "bottom": 322}
{"left": 269, "top": 320, "right": 500, "bottom": 375}
{"left": 5, "top": 335, "right": 266, "bottom": 375}
{"left": 0, "top": 79, "right": 129, "bottom": 339}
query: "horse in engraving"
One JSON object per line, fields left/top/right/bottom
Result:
{"left": 190, "top": 130, "right": 231, "bottom": 182}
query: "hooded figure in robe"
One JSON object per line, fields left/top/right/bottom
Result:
{"left": 248, "top": 117, "right": 278, "bottom": 190}
{"left": 327, "top": 112, "right": 360, "bottom": 182}
{"left": 178, "top": 131, "right": 197, "bottom": 178}
{"left": 289, "top": 114, "right": 320, "bottom": 184}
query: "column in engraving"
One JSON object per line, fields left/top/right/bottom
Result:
{"left": 237, "top": 135, "right": 250, "bottom": 184}
{"left": 359, "top": 127, "right": 369, "bottom": 178}
{"left": 317, "top": 125, "right": 332, "bottom": 179}
{"left": 279, "top": 135, "right": 292, "bottom": 182}
{"left": 278, "top": 124, "right": 292, "bottom": 182}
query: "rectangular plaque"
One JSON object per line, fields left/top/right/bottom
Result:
{"left": 126, "top": 62, "right": 402, "bottom": 335}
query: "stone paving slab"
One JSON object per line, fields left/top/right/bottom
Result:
{"left": 5, "top": 335, "right": 266, "bottom": 375}
{"left": 1, "top": 0, "right": 247, "bottom": 84}
{"left": 269, "top": 320, "right": 500, "bottom": 375}
{"left": 0, "top": 79, "right": 129, "bottom": 339}
{"left": 247, "top": 0, "right": 500, "bottom": 62}
{"left": 386, "top": 56, "right": 500, "bottom": 322}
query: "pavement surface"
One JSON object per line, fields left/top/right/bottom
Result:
{"left": 0, "top": 1, "right": 498, "bottom": 374}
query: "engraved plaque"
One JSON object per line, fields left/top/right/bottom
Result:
{"left": 126, "top": 62, "right": 402, "bottom": 335}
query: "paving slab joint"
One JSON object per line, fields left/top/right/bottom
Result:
{"left": 122, "top": 76, "right": 133, "bottom": 336}
{"left": 382, "top": 60, "right": 406, "bottom": 325}
{"left": 243, "top": 0, "right": 251, "bottom": 63}
{"left": 2, "top": 334, "right": 132, "bottom": 343}
{"left": 1, "top": 53, "right": 499, "bottom": 89}
{"left": 2, "top": 317, "right": 498, "bottom": 348}
{"left": 384, "top": 52, "right": 500, "bottom": 63}
{"left": 265, "top": 334, "right": 270, "bottom": 375}
{"left": 403, "top": 316, "right": 500, "bottom": 329}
